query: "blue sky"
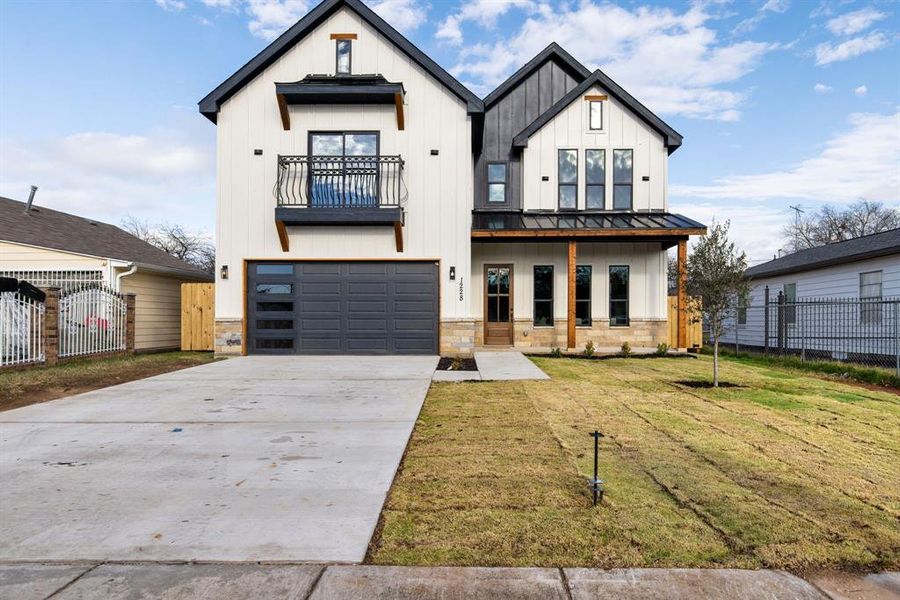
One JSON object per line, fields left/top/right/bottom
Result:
{"left": 1, "top": 0, "right": 898, "bottom": 263}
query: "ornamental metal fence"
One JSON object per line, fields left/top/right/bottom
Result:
{"left": 720, "top": 291, "right": 900, "bottom": 374}
{"left": 0, "top": 269, "right": 106, "bottom": 295}
{"left": 0, "top": 291, "right": 45, "bottom": 367}
{"left": 58, "top": 287, "right": 127, "bottom": 358}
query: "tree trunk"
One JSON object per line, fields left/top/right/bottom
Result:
{"left": 713, "top": 339, "right": 719, "bottom": 387}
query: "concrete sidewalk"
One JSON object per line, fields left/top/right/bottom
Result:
{"left": 4, "top": 563, "right": 897, "bottom": 600}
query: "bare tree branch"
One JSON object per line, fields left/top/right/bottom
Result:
{"left": 783, "top": 201, "right": 899, "bottom": 253}
{"left": 121, "top": 217, "right": 215, "bottom": 274}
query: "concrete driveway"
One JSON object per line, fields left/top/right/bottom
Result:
{"left": 0, "top": 355, "right": 437, "bottom": 563}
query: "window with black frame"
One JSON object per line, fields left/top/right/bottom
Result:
{"left": 487, "top": 163, "right": 507, "bottom": 204}
{"left": 576, "top": 265, "right": 591, "bottom": 326}
{"left": 309, "top": 132, "right": 378, "bottom": 207}
{"left": 533, "top": 266, "right": 553, "bottom": 326}
{"left": 609, "top": 265, "right": 629, "bottom": 326}
{"left": 613, "top": 149, "right": 633, "bottom": 210}
{"left": 586, "top": 149, "right": 605, "bottom": 209}
{"left": 336, "top": 39, "right": 351, "bottom": 74}
{"left": 558, "top": 149, "right": 577, "bottom": 210}
{"left": 589, "top": 100, "right": 603, "bottom": 130}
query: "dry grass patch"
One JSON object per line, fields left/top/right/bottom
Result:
{"left": 368, "top": 355, "right": 900, "bottom": 571}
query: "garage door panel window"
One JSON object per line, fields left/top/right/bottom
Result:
{"left": 256, "top": 338, "right": 294, "bottom": 349}
{"left": 257, "top": 301, "right": 294, "bottom": 312}
{"left": 256, "top": 319, "right": 294, "bottom": 330}
{"left": 255, "top": 283, "right": 293, "bottom": 294}
{"left": 256, "top": 264, "right": 293, "bottom": 275}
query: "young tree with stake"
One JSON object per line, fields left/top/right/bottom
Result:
{"left": 685, "top": 221, "right": 749, "bottom": 387}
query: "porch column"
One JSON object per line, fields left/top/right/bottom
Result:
{"left": 677, "top": 239, "right": 688, "bottom": 349}
{"left": 567, "top": 239, "right": 576, "bottom": 349}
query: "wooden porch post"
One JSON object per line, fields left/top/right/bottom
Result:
{"left": 677, "top": 239, "right": 688, "bottom": 349}
{"left": 567, "top": 239, "right": 576, "bottom": 349}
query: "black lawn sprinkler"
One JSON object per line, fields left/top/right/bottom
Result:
{"left": 588, "top": 430, "right": 605, "bottom": 506}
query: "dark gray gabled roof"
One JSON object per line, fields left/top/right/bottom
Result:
{"left": 199, "top": 0, "right": 483, "bottom": 122}
{"left": 745, "top": 228, "right": 900, "bottom": 279}
{"left": 0, "top": 197, "right": 212, "bottom": 280}
{"left": 512, "top": 69, "right": 683, "bottom": 153}
{"left": 483, "top": 42, "right": 591, "bottom": 108}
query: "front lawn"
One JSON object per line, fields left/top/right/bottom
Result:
{"left": 368, "top": 355, "right": 900, "bottom": 571}
{"left": 0, "top": 351, "right": 216, "bottom": 412}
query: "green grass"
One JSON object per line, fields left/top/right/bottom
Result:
{"left": 0, "top": 351, "right": 215, "bottom": 411}
{"left": 368, "top": 355, "right": 900, "bottom": 571}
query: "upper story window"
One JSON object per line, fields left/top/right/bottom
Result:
{"left": 613, "top": 149, "right": 633, "bottom": 210}
{"left": 336, "top": 39, "right": 352, "bottom": 74}
{"left": 487, "top": 162, "right": 507, "bottom": 203}
{"left": 309, "top": 131, "right": 378, "bottom": 206}
{"left": 589, "top": 101, "right": 603, "bottom": 130}
{"left": 860, "top": 270, "right": 883, "bottom": 325}
{"left": 585, "top": 149, "right": 605, "bottom": 209}
{"left": 558, "top": 149, "right": 578, "bottom": 210}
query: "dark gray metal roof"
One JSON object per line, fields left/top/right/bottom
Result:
{"left": 483, "top": 43, "right": 591, "bottom": 108}
{"left": 472, "top": 210, "right": 705, "bottom": 231}
{"left": 512, "top": 69, "right": 683, "bottom": 153}
{"left": 0, "top": 196, "right": 212, "bottom": 280}
{"left": 745, "top": 228, "right": 900, "bottom": 279}
{"left": 199, "top": 0, "right": 483, "bottom": 122}
{"left": 276, "top": 74, "right": 404, "bottom": 105}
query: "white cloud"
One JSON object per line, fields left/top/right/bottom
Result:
{"left": 669, "top": 200, "right": 788, "bottom": 262}
{"left": 826, "top": 7, "right": 886, "bottom": 36}
{"left": 450, "top": 2, "right": 775, "bottom": 121}
{"left": 155, "top": 0, "right": 186, "bottom": 11}
{"left": 672, "top": 111, "right": 900, "bottom": 204}
{"left": 366, "top": 0, "right": 426, "bottom": 33}
{"left": 733, "top": 0, "right": 789, "bottom": 36}
{"left": 854, "top": 84, "right": 868, "bottom": 96}
{"left": 814, "top": 31, "right": 890, "bottom": 65}
{"left": 0, "top": 122, "right": 215, "bottom": 230}
{"left": 813, "top": 82, "right": 832, "bottom": 93}
{"left": 437, "top": 0, "right": 535, "bottom": 45}
{"left": 246, "top": 0, "right": 309, "bottom": 41}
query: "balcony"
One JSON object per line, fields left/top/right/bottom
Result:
{"left": 274, "top": 155, "right": 406, "bottom": 251}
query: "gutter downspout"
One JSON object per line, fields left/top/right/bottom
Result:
{"left": 115, "top": 263, "right": 137, "bottom": 292}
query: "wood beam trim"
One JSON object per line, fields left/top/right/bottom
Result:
{"left": 677, "top": 239, "right": 688, "bottom": 349}
{"left": 275, "top": 220, "right": 289, "bottom": 252}
{"left": 276, "top": 93, "right": 290, "bottom": 131}
{"left": 329, "top": 33, "right": 358, "bottom": 39}
{"left": 567, "top": 239, "right": 576, "bottom": 350}
{"left": 471, "top": 228, "right": 705, "bottom": 239}
{"left": 394, "top": 92, "right": 405, "bottom": 131}
{"left": 393, "top": 221, "right": 404, "bottom": 253}
{"left": 584, "top": 94, "right": 608, "bottom": 101}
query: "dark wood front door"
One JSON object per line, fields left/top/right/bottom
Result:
{"left": 484, "top": 264, "right": 513, "bottom": 345}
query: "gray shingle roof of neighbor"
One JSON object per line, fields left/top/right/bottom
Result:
{"left": 511, "top": 69, "right": 684, "bottom": 154}
{"left": 745, "top": 228, "right": 900, "bottom": 279}
{"left": 0, "top": 196, "right": 213, "bottom": 280}
{"left": 198, "top": 0, "right": 484, "bottom": 122}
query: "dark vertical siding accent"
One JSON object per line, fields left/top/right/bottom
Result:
{"left": 475, "top": 56, "right": 585, "bottom": 210}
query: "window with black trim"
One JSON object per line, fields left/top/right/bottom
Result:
{"left": 609, "top": 265, "right": 629, "bottom": 326}
{"left": 586, "top": 149, "right": 605, "bottom": 209}
{"left": 309, "top": 131, "right": 379, "bottom": 206}
{"left": 336, "top": 39, "right": 352, "bottom": 74}
{"left": 487, "top": 162, "right": 507, "bottom": 203}
{"left": 533, "top": 266, "right": 553, "bottom": 326}
{"left": 558, "top": 149, "right": 577, "bottom": 210}
{"left": 613, "top": 149, "right": 633, "bottom": 210}
{"left": 589, "top": 100, "right": 603, "bottom": 130}
{"left": 576, "top": 265, "right": 591, "bottom": 326}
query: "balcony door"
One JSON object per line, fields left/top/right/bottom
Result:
{"left": 309, "top": 132, "right": 379, "bottom": 207}
{"left": 484, "top": 265, "right": 513, "bottom": 345}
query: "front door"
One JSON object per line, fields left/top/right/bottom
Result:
{"left": 484, "top": 265, "right": 513, "bottom": 345}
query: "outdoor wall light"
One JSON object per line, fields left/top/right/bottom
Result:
{"left": 449, "top": 266, "right": 456, "bottom": 280}
{"left": 220, "top": 265, "right": 229, "bottom": 280}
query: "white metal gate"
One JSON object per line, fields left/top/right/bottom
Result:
{"left": 0, "top": 292, "right": 45, "bottom": 367}
{"left": 59, "top": 288, "right": 127, "bottom": 358}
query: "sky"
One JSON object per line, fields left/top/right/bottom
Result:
{"left": 0, "top": 0, "right": 898, "bottom": 264}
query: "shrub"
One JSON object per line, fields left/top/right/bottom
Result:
{"left": 621, "top": 341, "right": 632, "bottom": 356}
{"left": 550, "top": 347, "right": 563, "bottom": 358}
{"left": 656, "top": 342, "right": 669, "bottom": 356}
{"left": 584, "top": 341, "right": 595, "bottom": 357}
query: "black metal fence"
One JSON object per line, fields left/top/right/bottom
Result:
{"left": 720, "top": 290, "right": 900, "bottom": 374}
{"left": 275, "top": 154, "right": 405, "bottom": 208}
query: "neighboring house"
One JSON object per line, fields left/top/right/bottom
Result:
{"left": 719, "top": 228, "right": 899, "bottom": 356}
{"left": 199, "top": 0, "right": 705, "bottom": 356}
{"left": 0, "top": 196, "right": 213, "bottom": 351}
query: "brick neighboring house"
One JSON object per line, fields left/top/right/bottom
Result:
{"left": 200, "top": 0, "right": 705, "bottom": 356}
{"left": 0, "top": 196, "right": 212, "bottom": 351}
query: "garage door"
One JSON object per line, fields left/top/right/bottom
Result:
{"left": 247, "top": 261, "right": 439, "bottom": 355}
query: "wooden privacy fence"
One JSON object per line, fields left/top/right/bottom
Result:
{"left": 181, "top": 283, "right": 214, "bottom": 351}
{"left": 667, "top": 295, "right": 703, "bottom": 349}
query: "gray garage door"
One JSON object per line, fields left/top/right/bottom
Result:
{"left": 247, "top": 261, "right": 438, "bottom": 355}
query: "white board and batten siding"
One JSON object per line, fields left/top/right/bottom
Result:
{"left": 521, "top": 84, "right": 669, "bottom": 212}
{"left": 215, "top": 6, "right": 473, "bottom": 321}
{"left": 471, "top": 242, "right": 668, "bottom": 321}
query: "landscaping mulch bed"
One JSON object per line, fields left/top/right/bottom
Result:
{"left": 436, "top": 357, "right": 478, "bottom": 371}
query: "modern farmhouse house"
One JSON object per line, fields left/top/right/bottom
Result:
{"left": 200, "top": 0, "right": 705, "bottom": 356}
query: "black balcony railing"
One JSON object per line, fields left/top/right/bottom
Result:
{"left": 276, "top": 155, "right": 405, "bottom": 208}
